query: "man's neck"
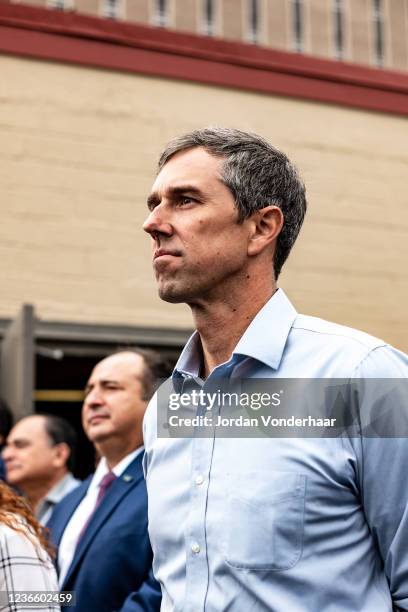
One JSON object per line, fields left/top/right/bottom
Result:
{"left": 191, "top": 280, "right": 277, "bottom": 378}
{"left": 24, "top": 472, "right": 67, "bottom": 513}
{"left": 97, "top": 438, "right": 142, "bottom": 471}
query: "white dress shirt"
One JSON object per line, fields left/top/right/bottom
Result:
{"left": 58, "top": 447, "right": 143, "bottom": 586}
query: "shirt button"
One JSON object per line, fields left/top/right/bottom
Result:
{"left": 191, "top": 543, "right": 201, "bottom": 554}
{"left": 195, "top": 475, "right": 204, "bottom": 485}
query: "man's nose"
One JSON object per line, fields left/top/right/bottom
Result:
{"left": 84, "top": 388, "right": 103, "bottom": 408}
{"left": 142, "top": 206, "right": 173, "bottom": 238}
{"left": 2, "top": 446, "right": 13, "bottom": 461}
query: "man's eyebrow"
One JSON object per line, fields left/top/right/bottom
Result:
{"left": 168, "top": 185, "right": 205, "bottom": 198}
{"left": 100, "top": 378, "right": 121, "bottom": 385}
{"left": 6, "top": 437, "right": 30, "bottom": 446}
{"left": 84, "top": 378, "right": 121, "bottom": 391}
{"left": 147, "top": 185, "right": 206, "bottom": 209}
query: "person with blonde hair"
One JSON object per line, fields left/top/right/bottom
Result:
{"left": 0, "top": 480, "right": 60, "bottom": 611}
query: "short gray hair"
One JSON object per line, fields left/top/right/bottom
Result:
{"left": 158, "top": 126, "right": 307, "bottom": 278}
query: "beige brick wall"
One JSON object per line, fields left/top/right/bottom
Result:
{"left": 11, "top": 0, "right": 47, "bottom": 6}
{"left": 174, "top": 0, "right": 198, "bottom": 32}
{"left": 388, "top": 0, "right": 408, "bottom": 71}
{"left": 265, "top": 0, "right": 288, "bottom": 50}
{"left": 4, "top": 0, "right": 408, "bottom": 72}
{"left": 126, "top": 0, "right": 150, "bottom": 24}
{"left": 221, "top": 0, "right": 243, "bottom": 40}
{"left": 0, "top": 54, "right": 407, "bottom": 350}
{"left": 310, "top": 0, "right": 330, "bottom": 58}
{"left": 75, "top": 0, "right": 99, "bottom": 17}
{"left": 350, "top": 0, "right": 370, "bottom": 65}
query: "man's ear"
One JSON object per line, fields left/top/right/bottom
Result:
{"left": 53, "top": 442, "right": 71, "bottom": 469}
{"left": 247, "top": 205, "right": 284, "bottom": 257}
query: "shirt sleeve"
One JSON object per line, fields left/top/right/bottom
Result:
{"left": 352, "top": 345, "right": 408, "bottom": 610}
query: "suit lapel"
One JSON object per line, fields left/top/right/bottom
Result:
{"left": 62, "top": 453, "right": 144, "bottom": 588}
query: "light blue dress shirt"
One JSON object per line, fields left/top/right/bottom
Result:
{"left": 143, "top": 289, "right": 408, "bottom": 611}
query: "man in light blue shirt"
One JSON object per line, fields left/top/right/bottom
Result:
{"left": 142, "top": 127, "right": 408, "bottom": 611}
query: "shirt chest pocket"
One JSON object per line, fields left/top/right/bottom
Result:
{"left": 222, "top": 471, "right": 306, "bottom": 571}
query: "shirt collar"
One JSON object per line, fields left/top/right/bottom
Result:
{"left": 110, "top": 446, "right": 144, "bottom": 477}
{"left": 173, "top": 331, "right": 203, "bottom": 379}
{"left": 44, "top": 473, "right": 76, "bottom": 505}
{"left": 173, "top": 289, "right": 297, "bottom": 378}
{"left": 90, "top": 446, "right": 144, "bottom": 490}
{"left": 232, "top": 288, "right": 297, "bottom": 370}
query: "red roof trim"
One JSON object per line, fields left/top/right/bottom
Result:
{"left": 1, "top": 3, "right": 407, "bottom": 116}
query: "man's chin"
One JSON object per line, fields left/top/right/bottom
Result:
{"left": 86, "top": 425, "right": 111, "bottom": 444}
{"left": 5, "top": 472, "right": 20, "bottom": 485}
{"left": 158, "top": 284, "right": 188, "bottom": 304}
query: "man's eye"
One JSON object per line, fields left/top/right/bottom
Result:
{"left": 147, "top": 199, "right": 159, "bottom": 211}
{"left": 179, "top": 196, "right": 194, "bottom": 205}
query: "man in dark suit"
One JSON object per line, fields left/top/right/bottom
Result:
{"left": 48, "top": 349, "right": 165, "bottom": 612}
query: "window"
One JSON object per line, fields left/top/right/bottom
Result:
{"left": 291, "top": 0, "right": 304, "bottom": 52}
{"left": 333, "top": 0, "right": 344, "bottom": 59}
{"left": 247, "top": 0, "right": 260, "bottom": 43}
{"left": 202, "top": 0, "right": 215, "bottom": 36}
{"left": 102, "top": 0, "right": 121, "bottom": 19}
{"left": 372, "top": 0, "right": 385, "bottom": 66}
{"left": 48, "top": 0, "right": 71, "bottom": 8}
{"left": 154, "top": 0, "right": 168, "bottom": 27}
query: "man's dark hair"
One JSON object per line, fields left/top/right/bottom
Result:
{"left": 0, "top": 399, "right": 13, "bottom": 441}
{"left": 42, "top": 415, "right": 77, "bottom": 473}
{"left": 158, "top": 126, "right": 307, "bottom": 279}
{"left": 114, "top": 348, "right": 173, "bottom": 401}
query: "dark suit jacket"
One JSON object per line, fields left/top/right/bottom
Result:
{"left": 47, "top": 453, "right": 161, "bottom": 612}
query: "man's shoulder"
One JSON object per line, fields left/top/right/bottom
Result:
{"left": 286, "top": 313, "right": 408, "bottom": 377}
{"left": 52, "top": 472, "right": 81, "bottom": 502}
{"left": 292, "top": 314, "right": 386, "bottom": 352}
